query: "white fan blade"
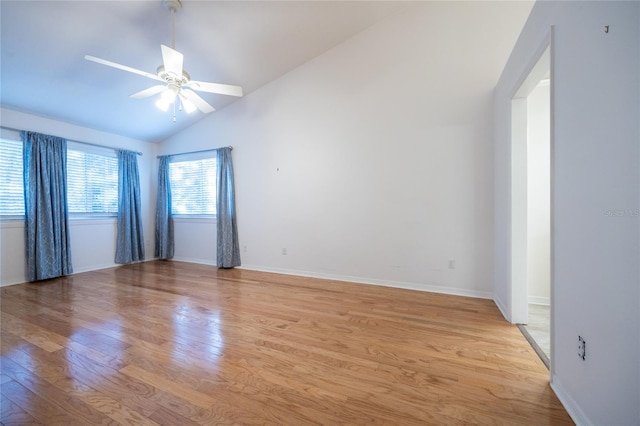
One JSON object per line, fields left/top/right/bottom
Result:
{"left": 130, "top": 85, "right": 167, "bottom": 99}
{"left": 161, "top": 45, "right": 183, "bottom": 77}
{"left": 185, "top": 80, "right": 243, "bottom": 97}
{"left": 85, "top": 55, "right": 162, "bottom": 82}
{"left": 182, "top": 89, "right": 215, "bottom": 113}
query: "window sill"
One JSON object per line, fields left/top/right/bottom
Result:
{"left": 69, "top": 217, "right": 117, "bottom": 226}
{"left": 173, "top": 216, "right": 217, "bottom": 225}
{"left": 0, "top": 218, "right": 24, "bottom": 229}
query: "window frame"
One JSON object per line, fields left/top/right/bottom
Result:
{"left": 66, "top": 141, "right": 119, "bottom": 219}
{"left": 0, "top": 131, "right": 25, "bottom": 221}
{"left": 0, "top": 134, "right": 122, "bottom": 221}
{"left": 168, "top": 153, "right": 217, "bottom": 219}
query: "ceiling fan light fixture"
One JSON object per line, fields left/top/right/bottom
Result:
{"left": 155, "top": 97, "right": 172, "bottom": 112}
{"left": 160, "top": 85, "right": 179, "bottom": 102}
{"left": 179, "top": 93, "right": 197, "bottom": 114}
{"left": 84, "top": 0, "right": 243, "bottom": 121}
{"left": 156, "top": 83, "right": 183, "bottom": 112}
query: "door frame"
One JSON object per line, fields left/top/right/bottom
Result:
{"left": 508, "top": 28, "right": 555, "bottom": 373}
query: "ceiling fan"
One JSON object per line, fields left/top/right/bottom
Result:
{"left": 85, "top": 0, "right": 242, "bottom": 121}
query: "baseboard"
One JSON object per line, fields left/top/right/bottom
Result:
{"left": 73, "top": 258, "right": 157, "bottom": 274}
{"left": 528, "top": 296, "right": 550, "bottom": 305}
{"left": 171, "top": 256, "right": 216, "bottom": 266}
{"left": 72, "top": 263, "right": 120, "bottom": 274}
{"left": 3, "top": 258, "right": 493, "bottom": 300}
{"left": 0, "top": 278, "right": 24, "bottom": 287}
{"left": 550, "top": 374, "right": 591, "bottom": 426}
{"left": 493, "top": 294, "right": 512, "bottom": 322}
{"left": 238, "top": 264, "right": 493, "bottom": 300}
{"left": 0, "top": 258, "right": 157, "bottom": 287}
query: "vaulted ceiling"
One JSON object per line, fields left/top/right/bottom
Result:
{"left": 0, "top": 1, "right": 532, "bottom": 143}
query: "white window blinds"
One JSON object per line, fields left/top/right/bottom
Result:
{"left": 0, "top": 138, "right": 25, "bottom": 217}
{"left": 67, "top": 146, "right": 118, "bottom": 215}
{"left": 169, "top": 157, "right": 217, "bottom": 216}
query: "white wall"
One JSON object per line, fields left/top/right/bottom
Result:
{"left": 527, "top": 82, "right": 550, "bottom": 304}
{"left": 0, "top": 108, "right": 157, "bottom": 286}
{"left": 494, "top": 2, "right": 639, "bottom": 424}
{"left": 172, "top": 218, "right": 217, "bottom": 265}
{"left": 158, "top": 2, "right": 531, "bottom": 298}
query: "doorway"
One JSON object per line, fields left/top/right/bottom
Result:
{"left": 511, "top": 46, "right": 551, "bottom": 368}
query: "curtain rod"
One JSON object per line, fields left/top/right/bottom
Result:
{"left": 157, "top": 146, "right": 232, "bottom": 159}
{"left": 0, "top": 126, "right": 143, "bottom": 156}
{"left": 71, "top": 140, "right": 142, "bottom": 156}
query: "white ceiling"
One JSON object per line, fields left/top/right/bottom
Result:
{"left": 1, "top": 1, "right": 531, "bottom": 143}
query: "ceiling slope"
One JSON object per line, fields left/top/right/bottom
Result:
{"left": 0, "top": 1, "right": 410, "bottom": 142}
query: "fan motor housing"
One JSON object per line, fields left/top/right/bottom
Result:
{"left": 157, "top": 65, "right": 190, "bottom": 86}
{"left": 163, "top": 0, "right": 182, "bottom": 12}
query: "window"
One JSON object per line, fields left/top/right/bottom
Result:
{"left": 0, "top": 137, "right": 25, "bottom": 218}
{"left": 0, "top": 136, "right": 119, "bottom": 219}
{"left": 66, "top": 144, "right": 118, "bottom": 216}
{"left": 169, "top": 156, "right": 217, "bottom": 216}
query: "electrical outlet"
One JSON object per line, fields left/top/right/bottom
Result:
{"left": 281, "top": 248, "right": 287, "bottom": 255}
{"left": 578, "top": 336, "right": 586, "bottom": 360}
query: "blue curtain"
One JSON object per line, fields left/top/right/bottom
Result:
{"left": 22, "top": 131, "right": 73, "bottom": 281}
{"left": 216, "top": 147, "right": 241, "bottom": 268}
{"left": 155, "top": 156, "right": 174, "bottom": 259}
{"left": 115, "top": 150, "right": 145, "bottom": 264}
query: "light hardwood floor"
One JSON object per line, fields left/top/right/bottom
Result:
{"left": 1, "top": 261, "right": 572, "bottom": 425}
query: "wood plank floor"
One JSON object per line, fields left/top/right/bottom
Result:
{"left": 1, "top": 261, "right": 573, "bottom": 425}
